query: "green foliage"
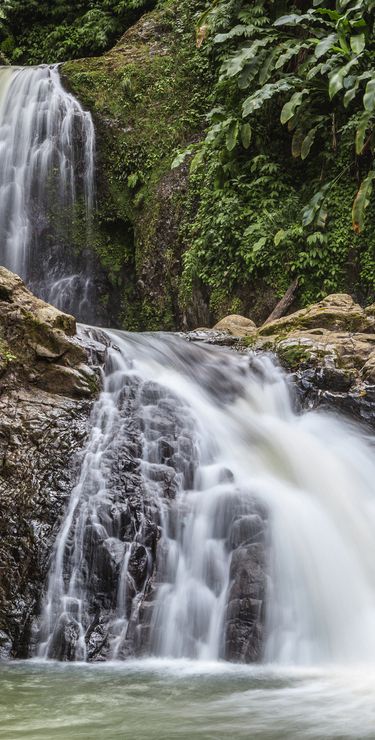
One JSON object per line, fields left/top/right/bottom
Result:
{"left": 0, "top": 0, "right": 152, "bottom": 64}
{"left": 63, "top": 0, "right": 211, "bottom": 329}
{"left": 177, "top": 0, "right": 375, "bottom": 319}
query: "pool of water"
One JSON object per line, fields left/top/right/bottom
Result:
{"left": 1, "top": 659, "right": 375, "bottom": 739}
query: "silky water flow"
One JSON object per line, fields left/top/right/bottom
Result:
{"left": 37, "top": 330, "right": 375, "bottom": 666}
{"left": 0, "top": 64, "right": 95, "bottom": 319}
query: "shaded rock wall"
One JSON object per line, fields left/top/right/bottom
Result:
{"left": 62, "top": 0, "right": 211, "bottom": 331}
{"left": 0, "top": 269, "right": 100, "bottom": 657}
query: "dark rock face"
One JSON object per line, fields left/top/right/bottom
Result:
{"left": 0, "top": 269, "right": 100, "bottom": 658}
{"left": 293, "top": 367, "right": 375, "bottom": 430}
{"left": 224, "top": 511, "right": 267, "bottom": 663}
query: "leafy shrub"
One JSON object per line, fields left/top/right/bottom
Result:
{"left": 0, "top": 0, "right": 153, "bottom": 63}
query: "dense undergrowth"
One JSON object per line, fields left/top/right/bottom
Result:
{"left": 177, "top": 0, "right": 375, "bottom": 318}
{"left": 0, "top": 0, "right": 154, "bottom": 64}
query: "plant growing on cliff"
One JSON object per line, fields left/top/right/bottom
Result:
{"left": 178, "top": 0, "right": 375, "bottom": 319}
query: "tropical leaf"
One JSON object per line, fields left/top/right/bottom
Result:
{"left": 214, "top": 25, "right": 253, "bottom": 44}
{"left": 280, "top": 90, "right": 309, "bottom": 124}
{"left": 314, "top": 33, "right": 337, "bottom": 59}
{"left": 241, "top": 123, "right": 252, "bottom": 149}
{"left": 243, "top": 80, "right": 294, "bottom": 117}
{"left": 363, "top": 78, "right": 375, "bottom": 113}
{"left": 302, "top": 183, "right": 331, "bottom": 227}
{"left": 274, "top": 13, "right": 312, "bottom": 27}
{"left": 350, "top": 33, "right": 365, "bottom": 55}
{"left": 329, "top": 59, "right": 358, "bottom": 99}
{"left": 171, "top": 149, "right": 192, "bottom": 169}
{"left": 220, "top": 38, "right": 275, "bottom": 79}
{"left": 352, "top": 171, "right": 375, "bottom": 233}
{"left": 226, "top": 120, "right": 239, "bottom": 151}
{"left": 301, "top": 126, "right": 318, "bottom": 159}
{"left": 355, "top": 112, "right": 372, "bottom": 154}
{"left": 274, "top": 229, "right": 286, "bottom": 245}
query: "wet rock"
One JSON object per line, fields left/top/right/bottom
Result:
{"left": 224, "top": 542, "right": 266, "bottom": 663}
{"left": 0, "top": 271, "right": 100, "bottom": 658}
{"left": 128, "top": 545, "right": 149, "bottom": 591}
{"left": 237, "top": 292, "right": 375, "bottom": 428}
{"left": 0, "top": 630, "right": 12, "bottom": 660}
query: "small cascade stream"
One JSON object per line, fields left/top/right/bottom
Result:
{"left": 0, "top": 65, "right": 96, "bottom": 321}
{"left": 37, "top": 331, "right": 375, "bottom": 666}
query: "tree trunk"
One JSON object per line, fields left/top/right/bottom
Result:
{"left": 263, "top": 278, "right": 299, "bottom": 325}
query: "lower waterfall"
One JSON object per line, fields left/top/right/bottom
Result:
{"left": 38, "top": 330, "right": 375, "bottom": 665}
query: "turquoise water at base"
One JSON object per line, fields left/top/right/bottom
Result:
{"left": 1, "top": 659, "right": 375, "bottom": 739}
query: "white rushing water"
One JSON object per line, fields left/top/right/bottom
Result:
{"left": 38, "top": 332, "right": 375, "bottom": 666}
{"left": 0, "top": 64, "right": 95, "bottom": 311}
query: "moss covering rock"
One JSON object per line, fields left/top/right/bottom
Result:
{"left": 62, "top": 0, "right": 211, "bottom": 330}
{"left": 0, "top": 269, "right": 104, "bottom": 657}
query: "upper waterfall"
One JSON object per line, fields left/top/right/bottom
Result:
{"left": 0, "top": 65, "right": 96, "bottom": 321}
{"left": 37, "top": 331, "right": 375, "bottom": 665}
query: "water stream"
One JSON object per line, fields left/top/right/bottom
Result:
{"left": 0, "top": 65, "right": 96, "bottom": 320}
{"left": 37, "top": 331, "right": 375, "bottom": 669}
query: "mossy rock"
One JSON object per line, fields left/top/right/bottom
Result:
{"left": 258, "top": 294, "right": 374, "bottom": 338}
{"left": 62, "top": 0, "right": 211, "bottom": 330}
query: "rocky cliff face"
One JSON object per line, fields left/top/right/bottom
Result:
{"left": 0, "top": 268, "right": 100, "bottom": 658}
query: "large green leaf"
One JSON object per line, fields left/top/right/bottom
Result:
{"left": 363, "top": 78, "right": 375, "bottom": 112}
{"left": 214, "top": 25, "right": 253, "bottom": 44}
{"left": 275, "top": 42, "right": 310, "bottom": 70}
{"left": 355, "top": 112, "right": 372, "bottom": 154}
{"left": 242, "top": 80, "right": 293, "bottom": 117}
{"left": 280, "top": 90, "right": 309, "bottom": 124}
{"left": 226, "top": 120, "right": 240, "bottom": 151}
{"left": 328, "top": 59, "right": 358, "bottom": 99}
{"left": 259, "top": 48, "right": 279, "bottom": 85}
{"left": 352, "top": 171, "right": 375, "bottom": 233}
{"left": 274, "top": 13, "right": 311, "bottom": 26}
{"left": 350, "top": 33, "right": 365, "bottom": 55}
{"left": 314, "top": 33, "right": 337, "bottom": 59}
{"left": 221, "top": 38, "right": 275, "bottom": 79}
{"left": 301, "top": 127, "right": 318, "bottom": 159}
{"left": 302, "top": 183, "right": 331, "bottom": 227}
{"left": 241, "top": 123, "right": 252, "bottom": 149}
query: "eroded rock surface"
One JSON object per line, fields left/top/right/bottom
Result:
{"left": 213, "top": 295, "right": 375, "bottom": 427}
{"left": 0, "top": 269, "right": 100, "bottom": 658}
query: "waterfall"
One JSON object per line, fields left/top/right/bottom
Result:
{"left": 38, "top": 331, "right": 375, "bottom": 665}
{"left": 0, "top": 65, "right": 96, "bottom": 321}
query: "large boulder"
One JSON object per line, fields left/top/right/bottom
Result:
{"left": 0, "top": 267, "right": 98, "bottom": 397}
{"left": 213, "top": 314, "right": 257, "bottom": 337}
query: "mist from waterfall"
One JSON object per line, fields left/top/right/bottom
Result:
{"left": 0, "top": 65, "right": 96, "bottom": 320}
{"left": 38, "top": 332, "right": 375, "bottom": 666}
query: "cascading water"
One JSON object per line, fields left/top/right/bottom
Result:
{"left": 0, "top": 64, "right": 96, "bottom": 321}
{"left": 37, "top": 331, "right": 375, "bottom": 667}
